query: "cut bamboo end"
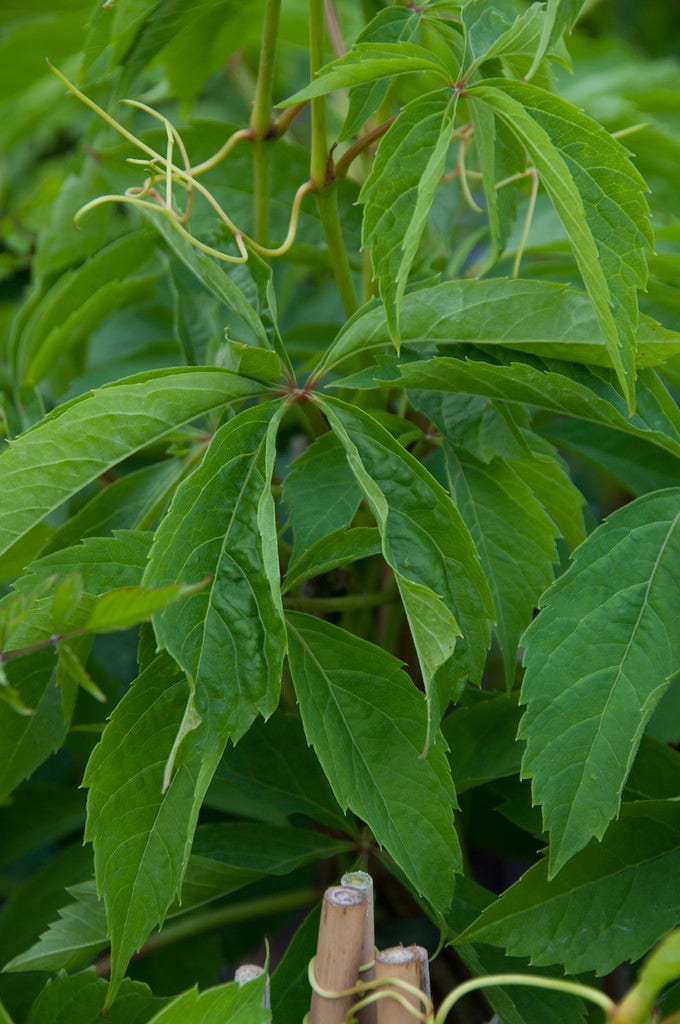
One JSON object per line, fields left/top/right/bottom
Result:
{"left": 341, "top": 871, "right": 376, "bottom": 1024}
{"left": 310, "top": 885, "right": 369, "bottom": 1024}
{"left": 374, "top": 945, "right": 430, "bottom": 1024}
{"left": 235, "top": 964, "right": 270, "bottom": 1008}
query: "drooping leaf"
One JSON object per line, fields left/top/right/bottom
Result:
{"left": 520, "top": 488, "right": 680, "bottom": 874}
{"left": 283, "top": 527, "right": 382, "bottom": 594}
{"left": 469, "top": 100, "right": 525, "bottom": 254}
{"left": 468, "top": 80, "right": 653, "bottom": 407}
{"left": 282, "top": 431, "right": 362, "bottom": 558}
{"left": 25, "top": 969, "right": 163, "bottom": 1024}
{"left": 443, "top": 449, "right": 559, "bottom": 684}
{"left": 317, "top": 396, "right": 494, "bottom": 732}
{"left": 456, "top": 800, "right": 680, "bottom": 976}
{"left": 340, "top": 8, "right": 421, "bottom": 140}
{"left": 338, "top": 354, "right": 680, "bottom": 461}
{"left": 360, "top": 88, "right": 457, "bottom": 344}
{"left": 0, "top": 368, "right": 266, "bottom": 562}
{"left": 286, "top": 612, "right": 460, "bottom": 913}
{"left": 144, "top": 401, "right": 286, "bottom": 754}
{"left": 314, "top": 279, "right": 679, "bottom": 381}
{"left": 280, "top": 43, "right": 450, "bottom": 106}
{"left": 83, "top": 654, "right": 218, "bottom": 1003}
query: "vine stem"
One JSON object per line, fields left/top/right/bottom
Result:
{"left": 316, "top": 185, "right": 359, "bottom": 316}
{"left": 309, "top": 0, "right": 328, "bottom": 191}
{"left": 434, "top": 974, "right": 616, "bottom": 1024}
{"left": 250, "top": 0, "right": 281, "bottom": 245}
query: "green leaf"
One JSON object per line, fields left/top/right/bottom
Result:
{"left": 191, "top": 823, "right": 352, "bottom": 878}
{"left": 286, "top": 612, "right": 460, "bottom": 913}
{"left": 317, "top": 396, "right": 494, "bottom": 730}
{"left": 279, "top": 43, "right": 450, "bottom": 106}
{"left": 442, "top": 691, "right": 523, "bottom": 794}
{"left": 443, "top": 450, "right": 559, "bottom": 684}
{"left": 83, "top": 654, "right": 220, "bottom": 1003}
{"left": 449, "top": 876, "right": 588, "bottom": 1024}
{"left": 84, "top": 580, "right": 206, "bottom": 634}
{"left": 13, "top": 231, "right": 159, "bottom": 386}
{"left": 462, "top": 0, "right": 549, "bottom": 68}
{"left": 282, "top": 432, "right": 362, "bottom": 558}
{"left": 141, "top": 975, "right": 268, "bottom": 1024}
{"left": 270, "top": 905, "right": 320, "bottom": 1024}
{"left": 144, "top": 401, "right": 286, "bottom": 755}
{"left": 219, "top": 341, "right": 284, "bottom": 384}
{"left": 140, "top": 210, "right": 270, "bottom": 349}
{"left": 315, "top": 279, "right": 679, "bottom": 381}
{"left": 25, "top": 970, "right": 163, "bottom": 1024}
{"left": 412, "top": 390, "right": 535, "bottom": 465}
{"left": 283, "top": 527, "right": 382, "bottom": 594}
{"left": 469, "top": 100, "right": 524, "bottom": 254}
{"left": 468, "top": 80, "right": 653, "bottom": 408}
{"left": 456, "top": 800, "right": 680, "bottom": 975}
{"left": 340, "top": 8, "right": 421, "bottom": 140}
{"left": 13, "top": 531, "right": 152, "bottom": 596}
{"left": 4, "top": 882, "right": 108, "bottom": 975}
{"left": 0, "top": 650, "right": 76, "bottom": 803}
{"left": 344, "top": 354, "right": 680, "bottom": 461}
{"left": 510, "top": 439, "right": 586, "bottom": 552}
{"left": 0, "top": 368, "right": 266, "bottom": 563}
{"left": 41, "top": 462, "right": 185, "bottom": 555}
{"left": 525, "top": 0, "right": 584, "bottom": 80}
{"left": 211, "top": 711, "right": 348, "bottom": 831}
{"left": 520, "top": 488, "right": 680, "bottom": 874}
{"left": 360, "top": 89, "right": 456, "bottom": 345}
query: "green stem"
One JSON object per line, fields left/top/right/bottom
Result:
{"left": 309, "top": 0, "right": 328, "bottom": 190}
{"left": 250, "top": 0, "right": 281, "bottom": 245}
{"left": 316, "top": 184, "right": 359, "bottom": 316}
{"left": 284, "top": 589, "right": 397, "bottom": 613}
{"left": 252, "top": 139, "right": 272, "bottom": 246}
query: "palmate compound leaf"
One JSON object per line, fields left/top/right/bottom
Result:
{"left": 143, "top": 401, "right": 286, "bottom": 756}
{"left": 286, "top": 613, "right": 460, "bottom": 913}
{"left": 0, "top": 368, "right": 267, "bottom": 564}
{"left": 315, "top": 396, "right": 494, "bottom": 738}
{"left": 468, "top": 80, "right": 653, "bottom": 409}
{"left": 456, "top": 800, "right": 680, "bottom": 976}
{"left": 519, "top": 488, "right": 680, "bottom": 875}
{"left": 359, "top": 88, "right": 458, "bottom": 345}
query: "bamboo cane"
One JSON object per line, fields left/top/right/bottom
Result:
{"left": 309, "top": 885, "right": 369, "bottom": 1024}
{"left": 374, "top": 946, "right": 430, "bottom": 1024}
{"left": 341, "top": 871, "right": 376, "bottom": 1024}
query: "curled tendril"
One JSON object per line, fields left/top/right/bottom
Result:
{"left": 47, "top": 60, "right": 312, "bottom": 264}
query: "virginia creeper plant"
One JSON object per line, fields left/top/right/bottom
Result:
{"left": 0, "top": 0, "right": 679, "bottom": 1022}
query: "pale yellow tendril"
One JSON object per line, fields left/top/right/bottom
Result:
{"left": 48, "top": 61, "right": 312, "bottom": 264}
